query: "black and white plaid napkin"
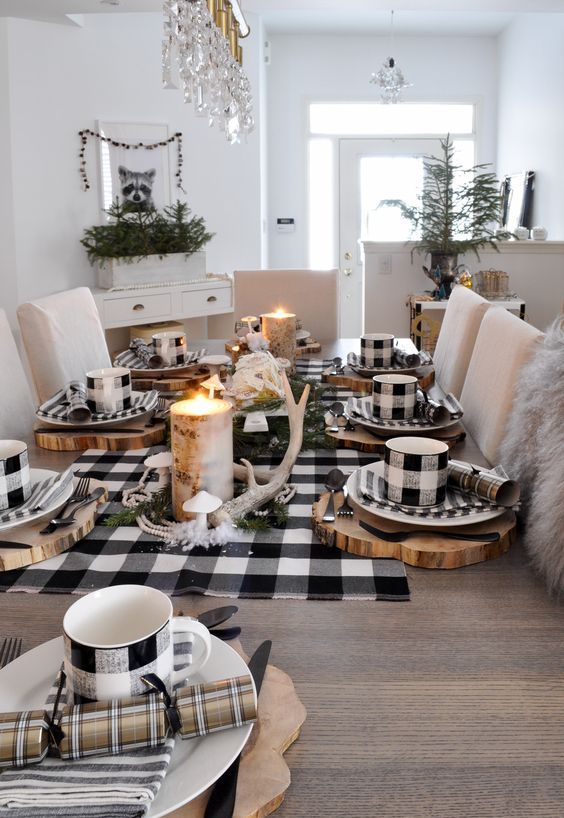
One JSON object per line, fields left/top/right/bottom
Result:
{"left": 0, "top": 467, "right": 74, "bottom": 525}
{"left": 37, "top": 388, "right": 158, "bottom": 423}
{"left": 357, "top": 468, "right": 505, "bottom": 520}
{"left": 347, "top": 351, "right": 432, "bottom": 373}
{"left": 0, "top": 637, "right": 192, "bottom": 817}
{"left": 114, "top": 348, "right": 206, "bottom": 372}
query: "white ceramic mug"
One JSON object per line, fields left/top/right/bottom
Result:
{"left": 86, "top": 367, "right": 132, "bottom": 414}
{"left": 0, "top": 440, "right": 31, "bottom": 511}
{"left": 63, "top": 585, "right": 212, "bottom": 704}
{"left": 384, "top": 436, "right": 449, "bottom": 507}
{"left": 152, "top": 331, "right": 187, "bottom": 365}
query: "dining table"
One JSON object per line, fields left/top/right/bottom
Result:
{"left": 1, "top": 339, "right": 564, "bottom": 818}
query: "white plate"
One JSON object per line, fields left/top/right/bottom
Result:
{"left": 0, "top": 468, "right": 74, "bottom": 533}
{"left": 0, "top": 635, "right": 255, "bottom": 818}
{"left": 36, "top": 391, "right": 157, "bottom": 429}
{"left": 346, "top": 396, "right": 459, "bottom": 434}
{"left": 295, "top": 329, "right": 311, "bottom": 342}
{"left": 347, "top": 461, "right": 505, "bottom": 528}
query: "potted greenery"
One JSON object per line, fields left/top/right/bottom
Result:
{"left": 81, "top": 200, "right": 214, "bottom": 289}
{"left": 379, "top": 136, "right": 508, "bottom": 296}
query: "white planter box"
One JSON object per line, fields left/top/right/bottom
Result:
{"left": 97, "top": 251, "right": 206, "bottom": 290}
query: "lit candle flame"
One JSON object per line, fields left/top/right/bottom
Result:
{"left": 171, "top": 393, "right": 230, "bottom": 416}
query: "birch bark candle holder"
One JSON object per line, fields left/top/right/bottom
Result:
{"left": 171, "top": 395, "right": 234, "bottom": 521}
{"left": 261, "top": 310, "right": 297, "bottom": 372}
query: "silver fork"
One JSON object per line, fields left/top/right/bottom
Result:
{"left": 337, "top": 486, "right": 354, "bottom": 517}
{"left": 38, "top": 475, "right": 91, "bottom": 534}
{"left": 0, "top": 637, "right": 23, "bottom": 669}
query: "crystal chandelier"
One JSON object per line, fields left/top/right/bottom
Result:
{"left": 162, "top": 0, "right": 254, "bottom": 143}
{"left": 369, "top": 10, "right": 412, "bottom": 104}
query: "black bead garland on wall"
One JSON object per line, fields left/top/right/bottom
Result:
{"left": 78, "top": 129, "right": 185, "bottom": 193}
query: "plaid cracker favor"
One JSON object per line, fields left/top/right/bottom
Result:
{"left": 65, "top": 382, "right": 91, "bottom": 423}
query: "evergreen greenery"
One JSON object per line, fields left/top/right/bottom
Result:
{"left": 81, "top": 200, "right": 214, "bottom": 265}
{"left": 380, "top": 136, "right": 509, "bottom": 259}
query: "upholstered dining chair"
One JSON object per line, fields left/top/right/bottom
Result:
{"left": 433, "top": 285, "right": 490, "bottom": 398}
{"left": 17, "top": 287, "right": 111, "bottom": 404}
{"left": 0, "top": 309, "right": 36, "bottom": 439}
{"left": 460, "top": 307, "right": 545, "bottom": 464}
{"left": 233, "top": 269, "right": 339, "bottom": 341}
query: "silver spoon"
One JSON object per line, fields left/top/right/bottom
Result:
{"left": 328, "top": 400, "right": 344, "bottom": 433}
{"left": 322, "top": 468, "right": 347, "bottom": 522}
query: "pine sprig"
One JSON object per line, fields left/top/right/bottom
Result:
{"left": 81, "top": 199, "right": 214, "bottom": 265}
{"left": 234, "top": 499, "right": 289, "bottom": 530}
{"left": 102, "top": 485, "right": 172, "bottom": 527}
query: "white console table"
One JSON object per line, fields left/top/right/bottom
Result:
{"left": 92, "top": 276, "right": 233, "bottom": 329}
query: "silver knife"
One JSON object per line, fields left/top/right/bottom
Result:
{"left": 204, "top": 640, "right": 272, "bottom": 818}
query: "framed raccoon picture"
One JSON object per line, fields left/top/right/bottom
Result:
{"left": 96, "top": 120, "right": 172, "bottom": 216}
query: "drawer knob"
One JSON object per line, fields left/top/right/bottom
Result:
{"left": 207, "top": 296, "right": 217, "bottom": 302}
{"left": 132, "top": 303, "right": 145, "bottom": 311}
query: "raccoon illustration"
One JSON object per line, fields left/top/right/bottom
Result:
{"left": 118, "top": 166, "right": 156, "bottom": 210}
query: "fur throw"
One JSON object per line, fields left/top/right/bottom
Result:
{"left": 499, "top": 315, "right": 564, "bottom": 593}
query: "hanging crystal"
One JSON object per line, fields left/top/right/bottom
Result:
{"left": 369, "top": 10, "right": 412, "bottom": 104}
{"left": 162, "top": 0, "right": 254, "bottom": 142}
{"left": 369, "top": 56, "right": 411, "bottom": 104}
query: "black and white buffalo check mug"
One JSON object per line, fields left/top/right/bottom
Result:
{"left": 372, "top": 374, "right": 418, "bottom": 420}
{"left": 63, "top": 585, "right": 212, "bottom": 704}
{"left": 86, "top": 366, "right": 132, "bottom": 414}
{"left": 360, "top": 333, "right": 395, "bottom": 368}
{"left": 0, "top": 440, "right": 31, "bottom": 511}
{"left": 384, "top": 436, "right": 449, "bottom": 507}
{"left": 152, "top": 331, "right": 187, "bottom": 366}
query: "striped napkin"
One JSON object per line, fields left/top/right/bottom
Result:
{"left": 0, "top": 468, "right": 74, "bottom": 525}
{"left": 0, "top": 638, "right": 193, "bottom": 818}
{"left": 347, "top": 351, "right": 432, "bottom": 372}
{"left": 65, "top": 382, "right": 91, "bottom": 423}
{"left": 357, "top": 467, "right": 507, "bottom": 520}
{"left": 37, "top": 389, "right": 158, "bottom": 423}
{"left": 114, "top": 348, "right": 206, "bottom": 372}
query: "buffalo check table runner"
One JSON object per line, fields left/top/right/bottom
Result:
{"left": 0, "top": 359, "right": 409, "bottom": 601}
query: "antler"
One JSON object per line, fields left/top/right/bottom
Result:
{"left": 209, "top": 371, "right": 310, "bottom": 527}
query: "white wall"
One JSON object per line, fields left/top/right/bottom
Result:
{"left": 267, "top": 33, "right": 499, "bottom": 268}
{"left": 497, "top": 14, "right": 564, "bottom": 239}
{"left": 363, "top": 240, "right": 563, "bottom": 335}
{"left": 0, "top": 13, "right": 263, "bottom": 321}
{"left": 0, "top": 20, "right": 18, "bottom": 321}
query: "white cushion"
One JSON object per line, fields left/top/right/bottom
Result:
{"left": 0, "top": 310, "right": 36, "bottom": 439}
{"left": 233, "top": 269, "right": 339, "bottom": 341}
{"left": 433, "top": 285, "right": 490, "bottom": 398}
{"left": 17, "top": 287, "right": 111, "bottom": 403}
{"left": 460, "top": 308, "right": 545, "bottom": 464}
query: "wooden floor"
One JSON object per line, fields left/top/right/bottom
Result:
{"left": 2, "top": 537, "right": 564, "bottom": 818}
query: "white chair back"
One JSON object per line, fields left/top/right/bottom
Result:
{"left": 233, "top": 269, "right": 339, "bottom": 341}
{"left": 460, "top": 308, "right": 545, "bottom": 464}
{"left": 433, "top": 285, "right": 490, "bottom": 398}
{"left": 17, "top": 287, "right": 111, "bottom": 403}
{"left": 0, "top": 310, "right": 36, "bottom": 439}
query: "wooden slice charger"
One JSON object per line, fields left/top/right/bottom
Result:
{"left": 131, "top": 368, "right": 213, "bottom": 394}
{"left": 174, "top": 641, "right": 307, "bottom": 818}
{"left": 325, "top": 422, "right": 466, "bottom": 453}
{"left": 34, "top": 421, "right": 166, "bottom": 452}
{"left": 295, "top": 338, "right": 322, "bottom": 357}
{"left": 0, "top": 479, "right": 108, "bottom": 572}
{"left": 312, "top": 491, "right": 516, "bottom": 569}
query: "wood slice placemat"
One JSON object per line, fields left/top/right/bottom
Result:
{"left": 325, "top": 422, "right": 466, "bottom": 453}
{"left": 132, "top": 369, "right": 212, "bottom": 394}
{"left": 34, "top": 421, "right": 166, "bottom": 452}
{"left": 321, "top": 363, "right": 435, "bottom": 394}
{"left": 312, "top": 491, "right": 516, "bottom": 569}
{"left": 173, "top": 642, "right": 306, "bottom": 818}
{"left": 0, "top": 479, "right": 108, "bottom": 571}
{"left": 295, "top": 338, "right": 321, "bottom": 357}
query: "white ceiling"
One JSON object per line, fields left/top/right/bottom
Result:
{"left": 0, "top": 0, "right": 563, "bottom": 35}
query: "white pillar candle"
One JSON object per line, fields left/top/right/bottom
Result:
{"left": 171, "top": 395, "right": 233, "bottom": 521}
{"left": 261, "top": 310, "right": 297, "bottom": 372}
